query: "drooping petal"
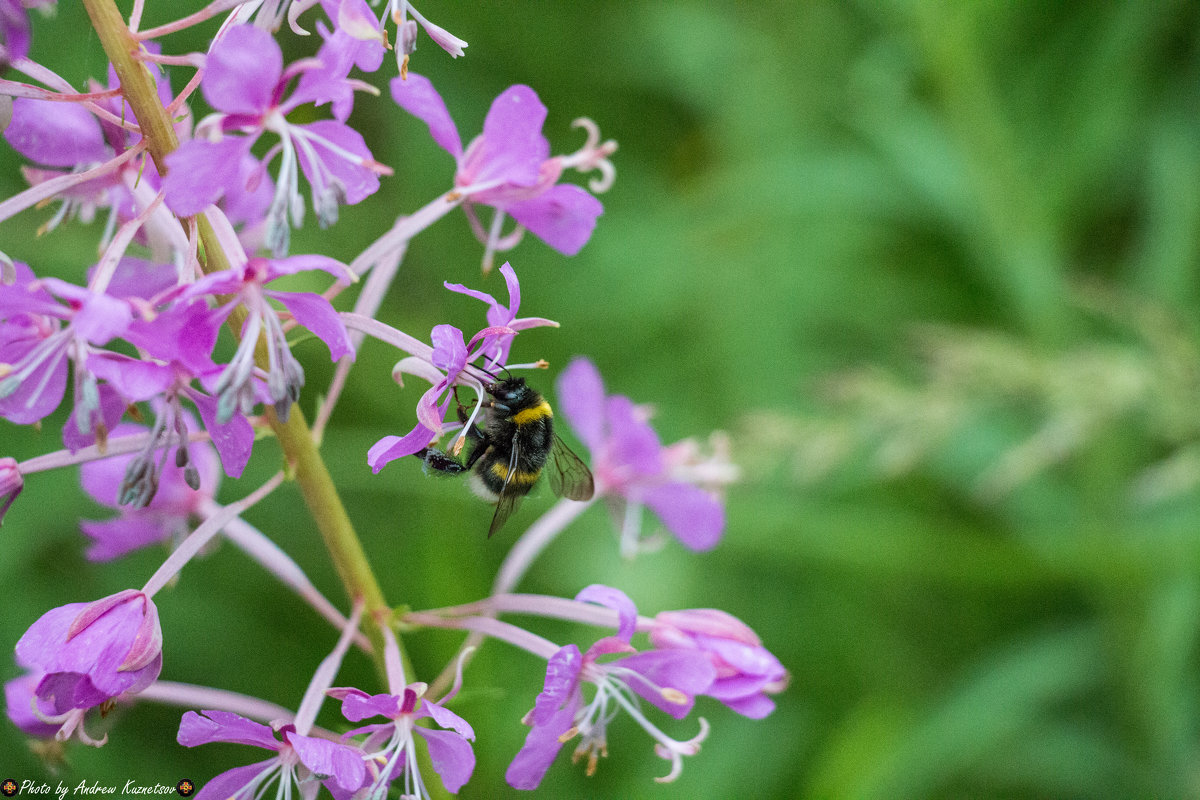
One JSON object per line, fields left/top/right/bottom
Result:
{"left": 505, "top": 692, "right": 579, "bottom": 791}
{"left": 507, "top": 183, "right": 604, "bottom": 256}
{"left": 423, "top": 700, "right": 475, "bottom": 740}
{"left": 4, "top": 98, "right": 107, "bottom": 167}
{"left": 177, "top": 709, "right": 281, "bottom": 749}
{"left": 642, "top": 481, "right": 724, "bottom": 551}
{"left": 555, "top": 357, "right": 606, "bottom": 453}
{"left": 268, "top": 290, "right": 354, "bottom": 361}
{"left": 575, "top": 585, "right": 638, "bottom": 642}
{"left": 94, "top": 256, "right": 180, "bottom": 300}
{"left": 202, "top": 25, "right": 282, "bottom": 115}
{"left": 367, "top": 424, "right": 437, "bottom": 473}
{"left": 4, "top": 674, "right": 59, "bottom": 737}
{"left": 416, "top": 727, "right": 476, "bottom": 793}
{"left": 390, "top": 72, "right": 462, "bottom": 158}
{"left": 530, "top": 644, "right": 582, "bottom": 726}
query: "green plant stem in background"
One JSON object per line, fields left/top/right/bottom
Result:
{"left": 80, "top": 0, "right": 393, "bottom": 672}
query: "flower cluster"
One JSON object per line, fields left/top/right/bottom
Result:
{"left": 1, "top": 1, "right": 781, "bottom": 796}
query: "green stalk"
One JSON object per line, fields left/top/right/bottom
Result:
{"left": 81, "top": 0, "right": 393, "bottom": 668}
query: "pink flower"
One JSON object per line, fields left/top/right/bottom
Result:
{"left": 556, "top": 357, "right": 731, "bottom": 554}
{"left": 391, "top": 74, "right": 611, "bottom": 266}
{"left": 13, "top": 589, "right": 162, "bottom": 743}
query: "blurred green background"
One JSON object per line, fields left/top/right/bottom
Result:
{"left": 5, "top": 0, "right": 1200, "bottom": 797}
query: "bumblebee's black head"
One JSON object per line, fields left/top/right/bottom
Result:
{"left": 487, "top": 377, "right": 534, "bottom": 412}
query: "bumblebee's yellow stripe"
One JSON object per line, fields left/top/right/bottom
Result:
{"left": 490, "top": 461, "right": 541, "bottom": 485}
{"left": 511, "top": 401, "right": 552, "bottom": 425}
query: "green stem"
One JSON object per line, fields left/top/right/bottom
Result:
{"left": 81, "top": 0, "right": 394, "bottom": 671}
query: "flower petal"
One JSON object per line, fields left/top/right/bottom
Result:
{"left": 473, "top": 85, "right": 549, "bottom": 188}
{"left": 507, "top": 183, "right": 603, "bottom": 256}
{"left": 642, "top": 481, "right": 724, "bottom": 551}
{"left": 367, "top": 426, "right": 435, "bottom": 473}
{"left": 555, "top": 357, "right": 606, "bottom": 453}
{"left": 416, "top": 727, "right": 476, "bottom": 793}
{"left": 177, "top": 709, "right": 280, "bottom": 749}
{"left": 164, "top": 138, "right": 253, "bottom": 217}
{"left": 203, "top": 25, "right": 281, "bottom": 115}
{"left": 268, "top": 290, "right": 354, "bottom": 362}
{"left": 4, "top": 98, "right": 107, "bottom": 167}
{"left": 390, "top": 72, "right": 462, "bottom": 158}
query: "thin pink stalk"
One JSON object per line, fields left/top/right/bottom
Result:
{"left": 133, "top": 0, "right": 257, "bottom": 40}
{"left": 142, "top": 472, "right": 285, "bottom": 598}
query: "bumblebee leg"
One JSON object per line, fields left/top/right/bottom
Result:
{"left": 413, "top": 447, "right": 469, "bottom": 475}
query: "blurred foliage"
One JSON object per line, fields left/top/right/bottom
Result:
{"left": 5, "top": 0, "right": 1200, "bottom": 798}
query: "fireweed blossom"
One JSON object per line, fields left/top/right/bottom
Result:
{"left": 367, "top": 261, "right": 555, "bottom": 471}
{"left": 163, "top": 254, "right": 355, "bottom": 425}
{"left": 12, "top": 589, "right": 162, "bottom": 745}
{"left": 391, "top": 73, "right": 613, "bottom": 271}
{"left": 163, "top": 24, "right": 389, "bottom": 255}
{"left": 444, "top": 261, "right": 556, "bottom": 371}
{"left": 328, "top": 628, "right": 475, "bottom": 799}
{"left": 0, "top": 43, "right": 199, "bottom": 249}
{"left": 506, "top": 586, "right": 716, "bottom": 789}
{"left": 556, "top": 357, "right": 734, "bottom": 555}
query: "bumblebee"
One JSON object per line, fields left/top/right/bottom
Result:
{"left": 414, "top": 377, "right": 595, "bottom": 536}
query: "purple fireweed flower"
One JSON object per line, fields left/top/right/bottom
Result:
{"left": 14, "top": 589, "right": 162, "bottom": 745}
{"left": 166, "top": 254, "right": 355, "bottom": 426}
{"left": 178, "top": 711, "right": 367, "bottom": 800}
{"left": 444, "top": 261, "right": 557, "bottom": 370}
{"left": 0, "top": 456, "right": 21, "bottom": 525}
{"left": 329, "top": 681, "right": 475, "bottom": 799}
{"left": 367, "top": 323, "right": 468, "bottom": 472}
{"left": 0, "top": 261, "right": 131, "bottom": 427}
{"left": 391, "top": 74, "right": 612, "bottom": 269}
{"left": 367, "top": 263, "right": 554, "bottom": 472}
{"left": 78, "top": 421, "right": 220, "bottom": 560}
{"left": 164, "top": 25, "right": 388, "bottom": 255}
{"left": 506, "top": 586, "right": 715, "bottom": 789}
{"left": 556, "top": 357, "right": 733, "bottom": 555}
{"left": 649, "top": 609, "right": 788, "bottom": 720}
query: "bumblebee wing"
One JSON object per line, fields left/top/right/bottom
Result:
{"left": 488, "top": 433, "right": 523, "bottom": 538}
{"left": 549, "top": 434, "right": 595, "bottom": 501}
